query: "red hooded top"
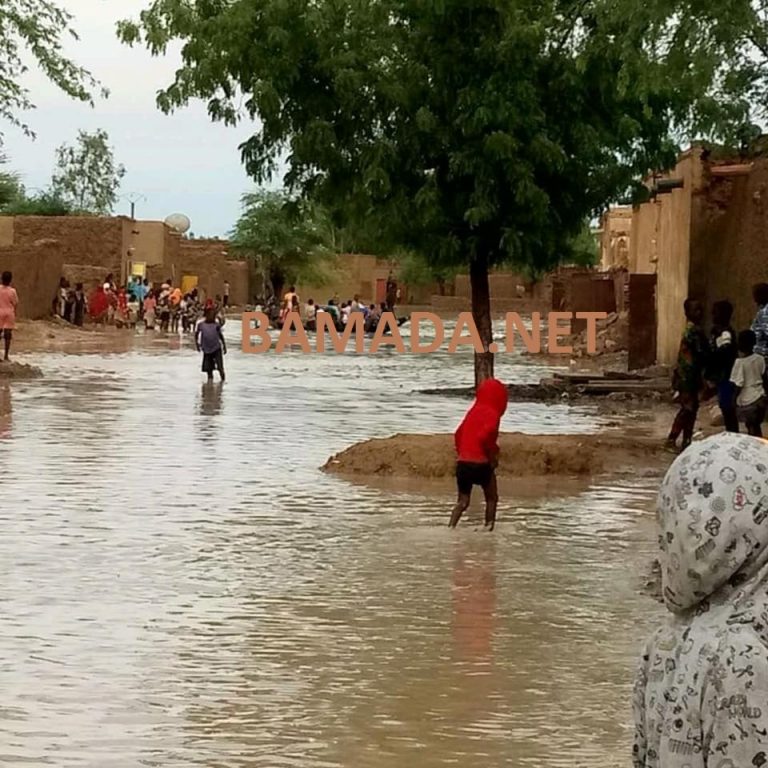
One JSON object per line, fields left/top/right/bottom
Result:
{"left": 454, "top": 378, "right": 509, "bottom": 464}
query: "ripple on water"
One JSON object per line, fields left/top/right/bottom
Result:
{"left": 0, "top": 320, "right": 664, "bottom": 767}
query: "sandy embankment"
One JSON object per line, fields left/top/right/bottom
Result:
{"left": 322, "top": 432, "right": 669, "bottom": 483}
{"left": 14, "top": 318, "right": 136, "bottom": 355}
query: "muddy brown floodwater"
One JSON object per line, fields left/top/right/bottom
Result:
{"left": 0, "top": 318, "right": 665, "bottom": 767}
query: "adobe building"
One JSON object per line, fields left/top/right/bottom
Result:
{"left": 627, "top": 145, "right": 767, "bottom": 365}
{"left": 0, "top": 215, "right": 249, "bottom": 318}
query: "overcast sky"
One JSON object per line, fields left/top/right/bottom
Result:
{"left": 1, "top": 0, "right": 273, "bottom": 237}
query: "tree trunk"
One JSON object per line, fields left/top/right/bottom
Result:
{"left": 270, "top": 269, "right": 285, "bottom": 301}
{"left": 469, "top": 253, "right": 494, "bottom": 387}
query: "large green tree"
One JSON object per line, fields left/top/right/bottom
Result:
{"left": 119, "top": 0, "right": 749, "bottom": 383}
{"left": 230, "top": 189, "right": 333, "bottom": 299}
{"left": 51, "top": 129, "right": 126, "bottom": 215}
{"left": 0, "top": 1, "right": 100, "bottom": 136}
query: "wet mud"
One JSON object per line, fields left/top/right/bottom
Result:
{"left": 323, "top": 432, "right": 671, "bottom": 480}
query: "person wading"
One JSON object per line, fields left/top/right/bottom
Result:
{"left": 0, "top": 271, "right": 19, "bottom": 362}
{"left": 449, "top": 378, "right": 509, "bottom": 531}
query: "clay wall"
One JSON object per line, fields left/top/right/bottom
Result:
{"left": 654, "top": 153, "right": 695, "bottom": 365}
{"left": 8, "top": 216, "right": 125, "bottom": 278}
{"left": 124, "top": 220, "right": 167, "bottom": 280}
{"left": 0, "top": 243, "right": 64, "bottom": 319}
{"left": 0, "top": 217, "right": 13, "bottom": 247}
{"left": 688, "top": 156, "right": 768, "bottom": 334}
{"left": 454, "top": 271, "right": 529, "bottom": 300}
{"left": 170, "top": 238, "right": 249, "bottom": 304}
{"left": 629, "top": 201, "right": 659, "bottom": 274}
{"left": 296, "top": 254, "right": 386, "bottom": 305}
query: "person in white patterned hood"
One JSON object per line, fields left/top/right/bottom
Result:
{"left": 633, "top": 433, "right": 768, "bottom": 767}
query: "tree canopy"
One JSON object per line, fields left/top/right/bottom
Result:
{"left": 51, "top": 129, "right": 126, "bottom": 215}
{"left": 0, "top": 1, "right": 100, "bottom": 137}
{"left": 230, "top": 189, "right": 333, "bottom": 299}
{"left": 119, "top": 0, "right": 756, "bottom": 379}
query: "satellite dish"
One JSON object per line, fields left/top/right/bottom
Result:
{"left": 165, "top": 213, "right": 191, "bottom": 234}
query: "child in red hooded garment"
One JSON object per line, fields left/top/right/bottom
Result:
{"left": 449, "top": 377, "right": 509, "bottom": 531}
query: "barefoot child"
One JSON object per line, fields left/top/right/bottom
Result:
{"left": 666, "top": 298, "right": 709, "bottom": 452}
{"left": 195, "top": 307, "right": 227, "bottom": 382}
{"left": 449, "top": 377, "right": 508, "bottom": 531}
{"left": 0, "top": 271, "right": 18, "bottom": 361}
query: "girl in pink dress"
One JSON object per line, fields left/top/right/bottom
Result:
{"left": 0, "top": 271, "right": 19, "bottom": 361}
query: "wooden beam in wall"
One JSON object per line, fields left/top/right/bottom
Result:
{"left": 710, "top": 164, "right": 753, "bottom": 177}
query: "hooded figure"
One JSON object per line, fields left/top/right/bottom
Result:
{"left": 450, "top": 378, "right": 509, "bottom": 531}
{"left": 633, "top": 433, "right": 768, "bottom": 767}
{"left": 454, "top": 378, "right": 509, "bottom": 464}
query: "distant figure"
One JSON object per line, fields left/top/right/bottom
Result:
{"left": 752, "top": 282, "right": 768, "bottom": 359}
{"left": 385, "top": 272, "right": 397, "bottom": 311}
{"left": 196, "top": 307, "right": 227, "bottom": 382}
{"left": 633, "top": 434, "right": 768, "bottom": 768}
{"left": 57, "top": 277, "right": 68, "bottom": 318}
{"left": 731, "top": 329, "right": 767, "bottom": 437}
{"left": 707, "top": 300, "right": 738, "bottom": 433}
{"left": 284, "top": 285, "right": 298, "bottom": 308}
{"left": 449, "top": 378, "right": 509, "bottom": 532}
{"left": 143, "top": 290, "right": 157, "bottom": 330}
{"left": 73, "top": 283, "right": 87, "bottom": 327}
{"left": 666, "top": 298, "right": 709, "bottom": 453}
{"left": 89, "top": 284, "right": 109, "bottom": 324}
{"left": 0, "top": 271, "right": 19, "bottom": 362}
{"left": 223, "top": 280, "right": 230, "bottom": 308}
{"left": 305, "top": 299, "right": 316, "bottom": 331}
{"left": 126, "top": 291, "right": 139, "bottom": 328}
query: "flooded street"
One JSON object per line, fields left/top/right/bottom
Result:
{"left": 0, "top": 320, "right": 663, "bottom": 767}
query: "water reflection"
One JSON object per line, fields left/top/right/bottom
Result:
{"left": 0, "top": 383, "right": 11, "bottom": 440}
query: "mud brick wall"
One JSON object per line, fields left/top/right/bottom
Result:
{"left": 689, "top": 156, "right": 768, "bottom": 334}
{"left": 12, "top": 216, "right": 124, "bottom": 278}
{"left": 171, "top": 239, "right": 249, "bottom": 304}
{"left": 0, "top": 243, "right": 65, "bottom": 319}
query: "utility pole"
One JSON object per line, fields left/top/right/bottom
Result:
{"left": 122, "top": 192, "right": 146, "bottom": 220}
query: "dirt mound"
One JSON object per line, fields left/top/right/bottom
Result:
{"left": 322, "top": 432, "right": 668, "bottom": 479}
{"left": 0, "top": 361, "right": 43, "bottom": 380}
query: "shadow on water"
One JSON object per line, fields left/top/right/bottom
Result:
{"left": 0, "top": 319, "right": 666, "bottom": 767}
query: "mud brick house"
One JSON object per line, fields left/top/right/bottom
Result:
{"left": 624, "top": 145, "right": 768, "bottom": 365}
{"left": 0, "top": 215, "right": 249, "bottom": 318}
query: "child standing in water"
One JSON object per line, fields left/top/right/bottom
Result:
{"left": 195, "top": 308, "right": 227, "bottom": 382}
{"left": 633, "top": 433, "right": 768, "bottom": 767}
{"left": 0, "top": 271, "right": 18, "bottom": 361}
{"left": 730, "top": 329, "right": 767, "bottom": 437}
{"left": 449, "top": 377, "right": 508, "bottom": 531}
{"left": 666, "top": 298, "right": 709, "bottom": 452}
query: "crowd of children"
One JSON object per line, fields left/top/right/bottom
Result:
{"left": 53, "top": 274, "right": 226, "bottom": 335}
{"left": 666, "top": 285, "right": 768, "bottom": 452}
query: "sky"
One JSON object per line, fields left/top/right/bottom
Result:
{"left": 1, "top": 0, "right": 275, "bottom": 237}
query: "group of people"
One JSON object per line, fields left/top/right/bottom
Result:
{"left": 262, "top": 284, "right": 402, "bottom": 335}
{"left": 667, "top": 286, "right": 768, "bottom": 451}
{"left": 53, "top": 273, "right": 227, "bottom": 335}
